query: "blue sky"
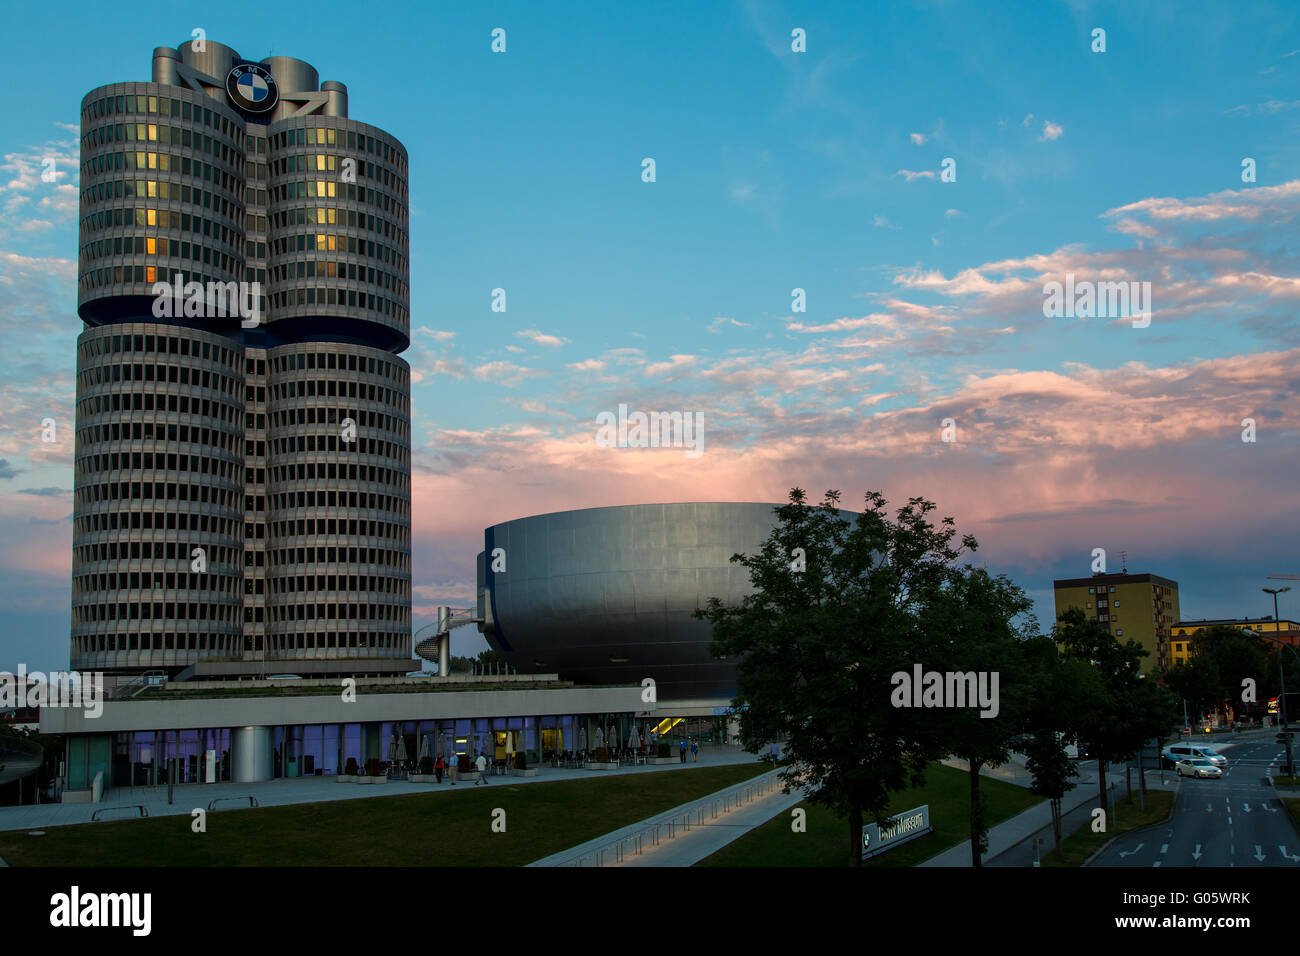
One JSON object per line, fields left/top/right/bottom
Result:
{"left": 1, "top": 0, "right": 1298, "bottom": 673}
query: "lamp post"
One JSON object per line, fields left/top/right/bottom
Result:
{"left": 1264, "top": 586, "right": 1293, "bottom": 777}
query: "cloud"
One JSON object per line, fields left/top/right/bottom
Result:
{"left": 708, "top": 316, "right": 750, "bottom": 333}
{"left": 909, "top": 133, "right": 927, "bottom": 145}
{"left": 516, "top": 329, "right": 569, "bottom": 348}
{"left": 897, "top": 169, "right": 938, "bottom": 182}
{"left": 471, "top": 361, "right": 544, "bottom": 387}
{"left": 1039, "top": 121, "right": 1064, "bottom": 142}
{"left": 0, "top": 460, "right": 20, "bottom": 480}
{"left": 644, "top": 354, "right": 697, "bottom": 378}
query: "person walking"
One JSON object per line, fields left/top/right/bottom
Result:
{"left": 434, "top": 753, "right": 444, "bottom": 784}
{"left": 449, "top": 753, "right": 459, "bottom": 786}
{"left": 475, "top": 750, "right": 489, "bottom": 785}
{"left": 691, "top": 738, "right": 699, "bottom": 762}
{"left": 679, "top": 738, "right": 687, "bottom": 763}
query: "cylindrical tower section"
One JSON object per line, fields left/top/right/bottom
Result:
{"left": 264, "top": 342, "right": 412, "bottom": 663}
{"left": 151, "top": 46, "right": 180, "bottom": 85}
{"left": 177, "top": 38, "right": 239, "bottom": 86}
{"left": 77, "top": 82, "right": 246, "bottom": 325}
{"left": 71, "top": 323, "right": 244, "bottom": 673}
{"left": 266, "top": 116, "right": 410, "bottom": 351}
{"left": 320, "top": 81, "right": 348, "bottom": 118}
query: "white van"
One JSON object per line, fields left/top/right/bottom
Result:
{"left": 1164, "top": 743, "right": 1226, "bottom": 767}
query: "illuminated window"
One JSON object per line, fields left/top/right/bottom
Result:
{"left": 146, "top": 266, "right": 156, "bottom": 282}
{"left": 146, "top": 237, "right": 156, "bottom": 254}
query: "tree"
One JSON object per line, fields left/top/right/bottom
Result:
{"left": 924, "top": 566, "right": 1037, "bottom": 866}
{"left": 1055, "top": 607, "right": 1178, "bottom": 815}
{"left": 1163, "top": 656, "right": 1221, "bottom": 724}
{"left": 700, "top": 488, "right": 976, "bottom": 867}
{"left": 1017, "top": 637, "right": 1092, "bottom": 860}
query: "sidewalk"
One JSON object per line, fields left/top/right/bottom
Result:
{"left": 920, "top": 766, "right": 1176, "bottom": 866}
{"left": 528, "top": 768, "right": 801, "bottom": 867}
{"left": 0, "top": 744, "right": 763, "bottom": 833}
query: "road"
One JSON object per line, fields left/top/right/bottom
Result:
{"left": 1090, "top": 737, "right": 1300, "bottom": 868}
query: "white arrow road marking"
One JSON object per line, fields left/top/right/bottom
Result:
{"left": 1160, "top": 844, "right": 1168, "bottom": 854}
{"left": 1152, "top": 861, "right": 1161, "bottom": 867}
{"left": 1192, "top": 844, "right": 1203, "bottom": 860}
{"left": 1280, "top": 846, "right": 1300, "bottom": 862}
{"left": 1243, "top": 803, "right": 1252, "bottom": 813}
{"left": 1206, "top": 803, "right": 1214, "bottom": 812}
{"left": 1119, "top": 843, "right": 1144, "bottom": 858}
{"left": 1263, "top": 803, "right": 1279, "bottom": 813}
{"left": 1255, "top": 846, "right": 1266, "bottom": 861}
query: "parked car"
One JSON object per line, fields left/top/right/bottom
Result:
{"left": 1176, "top": 758, "right": 1222, "bottom": 779}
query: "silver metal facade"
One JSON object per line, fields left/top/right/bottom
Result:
{"left": 477, "top": 502, "right": 788, "bottom": 701}
{"left": 73, "top": 39, "right": 411, "bottom": 674}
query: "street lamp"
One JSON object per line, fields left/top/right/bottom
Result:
{"left": 1264, "top": 586, "right": 1293, "bottom": 777}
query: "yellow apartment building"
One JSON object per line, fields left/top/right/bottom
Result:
{"left": 1053, "top": 573, "right": 1180, "bottom": 673}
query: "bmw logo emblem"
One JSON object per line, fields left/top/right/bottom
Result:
{"left": 225, "top": 63, "right": 278, "bottom": 115}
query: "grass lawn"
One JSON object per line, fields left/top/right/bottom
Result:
{"left": 1283, "top": 797, "right": 1300, "bottom": 829}
{"left": 696, "top": 763, "right": 1042, "bottom": 867}
{"left": 1039, "top": 789, "right": 1175, "bottom": 866}
{"left": 0, "top": 762, "right": 768, "bottom": 867}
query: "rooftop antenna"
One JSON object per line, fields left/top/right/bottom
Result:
{"left": 1119, "top": 550, "right": 1128, "bottom": 573}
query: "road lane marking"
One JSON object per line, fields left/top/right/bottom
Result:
{"left": 1118, "top": 843, "right": 1144, "bottom": 858}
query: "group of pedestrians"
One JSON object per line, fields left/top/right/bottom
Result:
{"left": 423, "top": 751, "right": 490, "bottom": 785}
{"left": 677, "top": 738, "right": 700, "bottom": 762}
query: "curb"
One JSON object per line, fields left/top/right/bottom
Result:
{"left": 1265, "top": 779, "right": 1300, "bottom": 842}
{"left": 1081, "top": 788, "right": 1178, "bottom": 867}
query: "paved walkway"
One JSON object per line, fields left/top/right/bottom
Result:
{"left": 528, "top": 769, "right": 803, "bottom": 867}
{"left": 0, "top": 744, "right": 762, "bottom": 833}
{"left": 921, "top": 763, "right": 1177, "bottom": 866}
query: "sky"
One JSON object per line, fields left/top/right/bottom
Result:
{"left": 1, "top": 0, "right": 1298, "bottom": 673}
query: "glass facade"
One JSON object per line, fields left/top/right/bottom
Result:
{"left": 89, "top": 709, "right": 651, "bottom": 790}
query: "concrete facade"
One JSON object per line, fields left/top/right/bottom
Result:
{"left": 72, "top": 39, "right": 411, "bottom": 677}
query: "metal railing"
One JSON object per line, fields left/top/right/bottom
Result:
{"left": 565, "top": 769, "right": 784, "bottom": 867}
{"left": 207, "top": 795, "right": 259, "bottom": 811}
{"left": 91, "top": 805, "right": 149, "bottom": 821}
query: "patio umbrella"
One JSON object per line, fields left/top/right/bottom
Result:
{"left": 417, "top": 735, "right": 430, "bottom": 763}
{"left": 578, "top": 726, "right": 588, "bottom": 752}
{"left": 387, "top": 733, "right": 398, "bottom": 763}
{"left": 396, "top": 734, "right": 409, "bottom": 766}
{"left": 628, "top": 726, "right": 640, "bottom": 749}
{"left": 610, "top": 725, "right": 620, "bottom": 750}
{"left": 594, "top": 726, "right": 605, "bottom": 749}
